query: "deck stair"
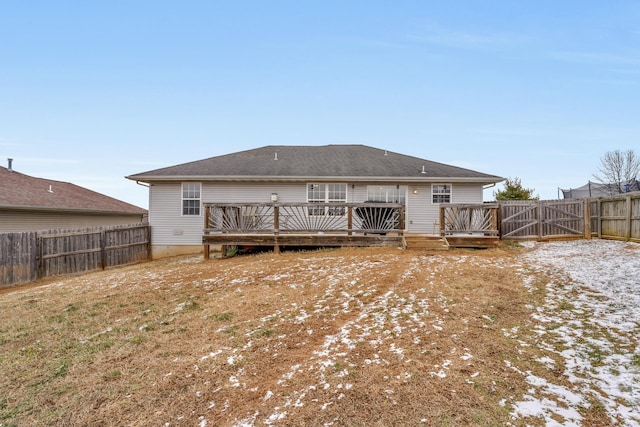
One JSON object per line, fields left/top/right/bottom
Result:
{"left": 403, "top": 234, "right": 450, "bottom": 251}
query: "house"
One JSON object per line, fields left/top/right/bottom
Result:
{"left": 126, "top": 145, "right": 503, "bottom": 258}
{"left": 0, "top": 160, "right": 147, "bottom": 233}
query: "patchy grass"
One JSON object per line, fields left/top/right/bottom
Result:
{"left": 0, "top": 245, "right": 607, "bottom": 426}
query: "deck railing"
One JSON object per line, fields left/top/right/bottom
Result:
{"left": 203, "top": 202, "right": 405, "bottom": 235}
{"left": 440, "top": 203, "right": 499, "bottom": 236}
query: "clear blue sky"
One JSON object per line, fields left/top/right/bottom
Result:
{"left": 1, "top": 1, "right": 638, "bottom": 208}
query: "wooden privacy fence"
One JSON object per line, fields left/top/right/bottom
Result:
{"left": 596, "top": 193, "right": 640, "bottom": 241}
{"left": 0, "top": 223, "right": 151, "bottom": 288}
{"left": 499, "top": 194, "right": 639, "bottom": 241}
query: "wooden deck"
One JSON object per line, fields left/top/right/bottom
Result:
{"left": 202, "top": 202, "right": 502, "bottom": 258}
{"left": 202, "top": 202, "right": 406, "bottom": 258}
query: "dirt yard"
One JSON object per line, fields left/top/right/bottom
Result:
{"left": 0, "top": 243, "right": 635, "bottom": 426}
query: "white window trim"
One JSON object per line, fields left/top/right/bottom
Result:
{"left": 306, "top": 183, "right": 348, "bottom": 203}
{"left": 306, "top": 183, "right": 348, "bottom": 216}
{"left": 181, "top": 182, "right": 202, "bottom": 216}
{"left": 431, "top": 183, "right": 452, "bottom": 204}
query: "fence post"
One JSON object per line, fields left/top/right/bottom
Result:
{"left": 597, "top": 199, "right": 602, "bottom": 238}
{"left": 100, "top": 230, "right": 107, "bottom": 270}
{"left": 626, "top": 195, "right": 632, "bottom": 241}
{"left": 583, "top": 198, "right": 591, "bottom": 240}
{"left": 36, "top": 232, "right": 43, "bottom": 280}
{"left": 537, "top": 202, "right": 543, "bottom": 240}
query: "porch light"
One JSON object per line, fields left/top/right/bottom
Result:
{"left": 413, "top": 189, "right": 418, "bottom": 194}
{"left": 271, "top": 193, "right": 278, "bottom": 202}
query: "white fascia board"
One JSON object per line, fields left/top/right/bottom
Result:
{"left": 128, "top": 175, "right": 504, "bottom": 184}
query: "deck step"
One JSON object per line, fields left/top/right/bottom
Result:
{"left": 403, "top": 235, "right": 450, "bottom": 251}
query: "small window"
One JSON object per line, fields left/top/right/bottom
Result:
{"left": 182, "top": 183, "right": 201, "bottom": 215}
{"left": 432, "top": 184, "right": 451, "bottom": 204}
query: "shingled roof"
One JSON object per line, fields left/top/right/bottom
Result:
{"left": 0, "top": 166, "right": 147, "bottom": 214}
{"left": 127, "top": 145, "right": 502, "bottom": 183}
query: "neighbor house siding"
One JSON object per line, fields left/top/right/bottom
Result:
{"left": 0, "top": 210, "right": 145, "bottom": 233}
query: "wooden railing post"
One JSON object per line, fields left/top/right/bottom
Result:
{"left": 273, "top": 205, "right": 280, "bottom": 254}
{"left": 347, "top": 206, "right": 353, "bottom": 235}
{"left": 491, "top": 207, "right": 498, "bottom": 237}
{"left": 398, "top": 206, "right": 404, "bottom": 235}
{"left": 203, "top": 205, "right": 210, "bottom": 259}
{"left": 439, "top": 206, "right": 445, "bottom": 236}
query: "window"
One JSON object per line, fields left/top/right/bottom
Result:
{"left": 432, "top": 184, "right": 451, "bottom": 204}
{"left": 307, "top": 183, "right": 347, "bottom": 215}
{"left": 367, "top": 185, "right": 406, "bottom": 204}
{"left": 182, "top": 183, "right": 201, "bottom": 215}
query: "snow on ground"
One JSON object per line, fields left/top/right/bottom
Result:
{"left": 29, "top": 240, "right": 640, "bottom": 425}
{"left": 512, "top": 240, "right": 640, "bottom": 426}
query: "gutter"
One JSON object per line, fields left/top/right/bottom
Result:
{"left": 126, "top": 175, "right": 505, "bottom": 184}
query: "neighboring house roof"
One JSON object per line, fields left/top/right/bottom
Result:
{"left": 127, "top": 145, "right": 503, "bottom": 184}
{"left": 0, "top": 166, "right": 147, "bottom": 215}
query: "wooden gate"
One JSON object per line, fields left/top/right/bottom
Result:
{"left": 501, "top": 200, "right": 587, "bottom": 240}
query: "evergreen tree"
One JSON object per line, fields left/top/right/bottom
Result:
{"left": 494, "top": 177, "right": 538, "bottom": 200}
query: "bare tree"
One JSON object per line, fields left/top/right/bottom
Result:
{"left": 593, "top": 149, "right": 640, "bottom": 193}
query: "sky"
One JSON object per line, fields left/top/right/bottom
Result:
{"left": 1, "top": 1, "right": 639, "bottom": 209}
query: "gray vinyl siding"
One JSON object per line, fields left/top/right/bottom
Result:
{"left": 404, "top": 183, "right": 484, "bottom": 234}
{"left": 148, "top": 182, "right": 203, "bottom": 246}
{"left": 148, "top": 181, "right": 486, "bottom": 246}
{"left": 0, "top": 210, "right": 145, "bottom": 233}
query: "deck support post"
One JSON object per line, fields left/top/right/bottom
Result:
{"left": 273, "top": 206, "right": 280, "bottom": 254}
